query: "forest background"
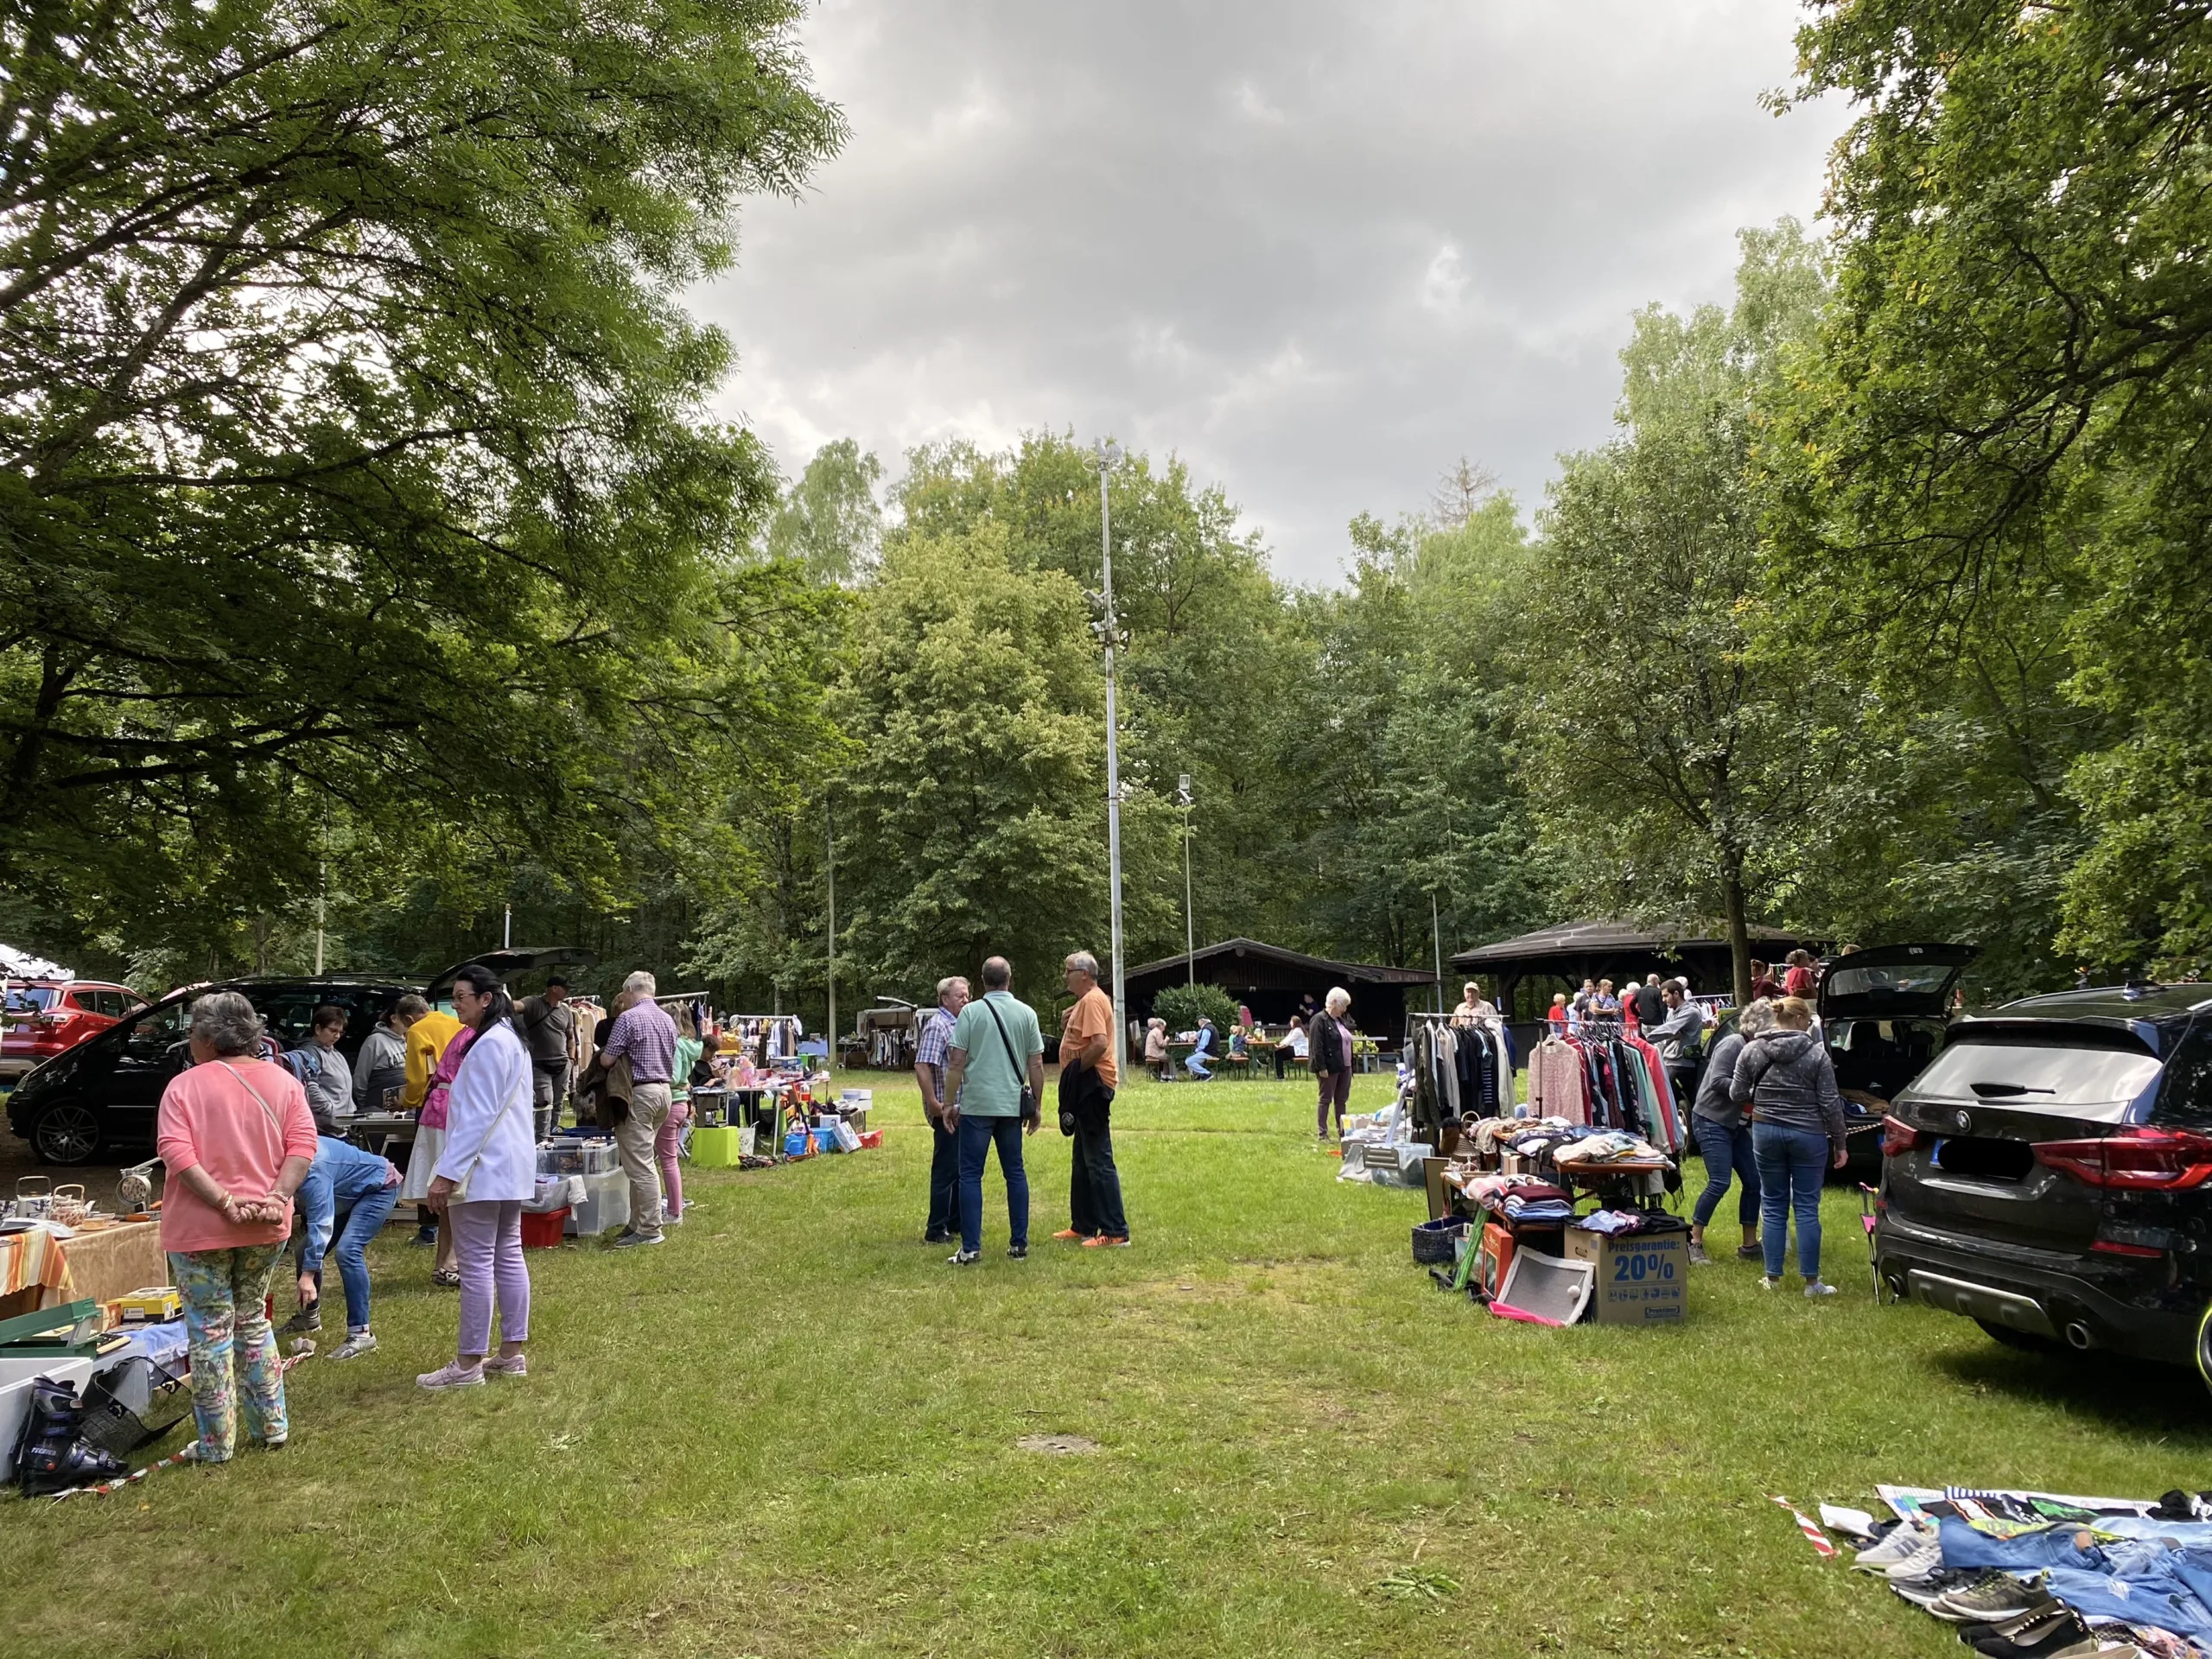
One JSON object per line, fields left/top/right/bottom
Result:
{"left": 3, "top": 0, "right": 2206, "bottom": 1026}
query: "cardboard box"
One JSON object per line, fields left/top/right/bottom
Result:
{"left": 1565, "top": 1229, "right": 1687, "bottom": 1325}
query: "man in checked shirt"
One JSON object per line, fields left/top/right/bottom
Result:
{"left": 912, "top": 976, "right": 969, "bottom": 1244}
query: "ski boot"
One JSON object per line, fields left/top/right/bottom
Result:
{"left": 11, "top": 1374, "right": 131, "bottom": 1496}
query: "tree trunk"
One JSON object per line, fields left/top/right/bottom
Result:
{"left": 1721, "top": 857, "right": 1751, "bottom": 1005}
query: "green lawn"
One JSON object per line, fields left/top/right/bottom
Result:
{"left": 3, "top": 1075, "right": 2208, "bottom": 1657}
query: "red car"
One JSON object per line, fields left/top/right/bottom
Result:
{"left": 1, "top": 981, "right": 149, "bottom": 1085}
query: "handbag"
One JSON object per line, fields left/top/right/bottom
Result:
{"left": 980, "top": 996, "right": 1039, "bottom": 1125}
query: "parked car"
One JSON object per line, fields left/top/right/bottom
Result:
{"left": 0, "top": 980, "right": 150, "bottom": 1086}
{"left": 1684, "top": 944, "right": 1976, "bottom": 1182}
{"left": 1874, "top": 981, "right": 2212, "bottom": 1387}
{"left": 4, "top": 947, "right": 596, "bottom": 1166}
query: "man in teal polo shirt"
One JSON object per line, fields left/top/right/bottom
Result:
{"left": 941, "top": 955, "right": 1045, "bottom": 1266}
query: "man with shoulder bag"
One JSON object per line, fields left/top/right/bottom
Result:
{"left": 1052, "top": 950, "right": 1129, "bottom": 1249}
{"left": 941, "top": 956, "right": 1045, "bottom": 1267}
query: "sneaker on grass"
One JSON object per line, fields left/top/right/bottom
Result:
{"left": 280, "top": 1301, "right": 321, "bottom": 1336}
{"left": 416, "top": 1360, "right": 486, "bottom": 1391}
{"left": 1882, "top": 1536, "right": 1948, "bottom": 1582}
{"left": 1687, "top": 1242, "right": 1713, "bottom": 1266}
{"left": 1804, "top": 1280, "right": 1840, "bottom": 1299}
{"left": 1931, "top": 1573, "right": 2047, "bottom": 1624}
{"left": 609, "top": 1230, "right": 664, "bottom": 1249}
{"left": 1853, "top": 1521, "right": 1936, "bottom": 1573}
{"left": 947, "top": 1249, "right": 982, "bottom": 1268}
{"left": 328, "top": 1331, "right": 378, "bottom": 1362}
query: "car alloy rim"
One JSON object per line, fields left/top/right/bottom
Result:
{"left": 2199, "top": 1304, "right": 2212, "bottom": 1391}
{"left": 36, "top": 1104, "right": 98, "bottom": 1162}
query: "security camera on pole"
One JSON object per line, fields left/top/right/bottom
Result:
{"left": 1093, "top": 439, "right": 1128, "bottom": 1080}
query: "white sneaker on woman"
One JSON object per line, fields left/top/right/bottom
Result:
{"left": 416, "top": 1360, "right": 485, "bottom": 1390}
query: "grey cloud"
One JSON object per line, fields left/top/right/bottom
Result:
{"left": 694, "top": 0, "right": 1847, "bottom": 582}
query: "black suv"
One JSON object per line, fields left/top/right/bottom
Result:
{"left": 1874, "top": 982, "right": 2212, "bottom": 1386}
{"left": 4, "top": 948, "right": 595, "bottom": 1166}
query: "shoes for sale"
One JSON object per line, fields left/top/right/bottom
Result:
{"left": 280, "top": 1301, "right": 321, "bottom": 1335}
{"left": 1931, "top": 1572, "right": 2047, "bottom": 1623}
{"left": 328, "top": 1331, "right": 378, "bottom": 1362}
{"left": 1888, "top": 1566, "right": 1982, "bottom": 1610}
{"left": 1853, "top": 1521, "right": 1936, "bottom": 1573}
{"left": 10, "top": 1375, "right": 130, "bottom": 1495}
{"left": 1966, "top": 1606, "right": 2094, "bottom": 1656}
{"left": 1882, "top": 1535, "right": 1948, "bottom": 1582}
{"left": 1687, "top": 1242, "right": 1713, "bottom": 1266}
{"left": 947, "top": 1249, "right": 982, "bottom": 1268}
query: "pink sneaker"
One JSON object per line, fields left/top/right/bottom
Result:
{"left": 484, "top": 1354, "right": 528, "bottom": 1378}
{"left": 416, "top": 1360, "right": 485, "bottom": 1391}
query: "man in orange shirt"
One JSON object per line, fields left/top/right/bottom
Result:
{"left": 1053, "top": 950, "right": 1129, "bottom": 1248}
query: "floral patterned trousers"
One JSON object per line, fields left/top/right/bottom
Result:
{"left": 168, "top": 1244, "right": 288, "bottom": 1463}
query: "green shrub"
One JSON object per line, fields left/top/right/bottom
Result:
{"left": 1149, "top": 982, "right": 1241, "bottom": 1039}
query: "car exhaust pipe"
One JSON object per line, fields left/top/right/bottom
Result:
{"left": 2064, "top": 1321, "right": 2096, "bottom": 1351}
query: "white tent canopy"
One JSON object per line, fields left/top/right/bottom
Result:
{"left": 0, "top": 943, "right": 72, "bottom": 978}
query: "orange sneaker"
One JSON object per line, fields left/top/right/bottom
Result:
{"left": 1082, "top": 1234, "right": 1131, "bottom": 1249}
{"left": 1051, "top": 1229, "right": 1088, "bottom": 1242}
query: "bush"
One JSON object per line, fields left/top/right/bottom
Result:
{"left": 1149, "top": 982, "right": 1241, "bottom": 1039}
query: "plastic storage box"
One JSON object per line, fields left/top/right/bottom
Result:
{"left": 563, "top": 1167, "right": 631, "bottom": 1237}
{"left": 690, "top": 1126, "right": 741, "bottom": 1168}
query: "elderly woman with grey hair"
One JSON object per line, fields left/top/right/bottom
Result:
{"left": 1686, "top": 997, "right": 1773, "bottom": 1266}
{"left": 156, "top": 991, "right": 320, "bottom": 1462}
{"left": 1308, "top": 986, "right": 1357, "bottom": 1140}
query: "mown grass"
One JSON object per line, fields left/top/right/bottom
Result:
{"left": 3, "top": 1073, "right": 2207, "bottom": 1657}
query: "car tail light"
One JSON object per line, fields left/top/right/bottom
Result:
{"left": 1879, "top": 1115, "right": 1921, "bottom": 1157}
{"left": 2032, "top": 1129, "right": 2212, "bottom": 1191}
{"left": 2090, "top": 1238, "right": 2167, "bottom": 1258}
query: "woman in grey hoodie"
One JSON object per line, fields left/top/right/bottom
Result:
{"left": 1730, "top": 996, "right": 1847, "bottom": 1296}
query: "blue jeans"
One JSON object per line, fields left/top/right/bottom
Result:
{"left": 957, "top": 1113, "right": 1029, "bottom": 1255}
{"left": 1185, "top": 1054, "right": 1211, "bottom": 1079}
{"left": 1752, "top": 1122, "right": 1828, "bottom": 1280}
{"left": 328, "top": 1184, "right": 397, "bottom": 1330}
{"left": 1691, "top": 1116, "right": 1760, "bottom": 1230}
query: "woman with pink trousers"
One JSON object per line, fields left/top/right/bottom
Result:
{"left": 418, "top": 963, "right": 537, "bottom": 1389}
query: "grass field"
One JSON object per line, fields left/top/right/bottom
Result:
{"left": 3, "top": 1073, "right": 2209, "bottom": 1658}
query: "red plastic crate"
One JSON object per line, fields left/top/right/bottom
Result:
{"left": 520, "top": 1208, "right": 569, "bottom": 1249}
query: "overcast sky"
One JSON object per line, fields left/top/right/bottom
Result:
{"left": 695, "top": 1, "right": 1850, "bottom": 585}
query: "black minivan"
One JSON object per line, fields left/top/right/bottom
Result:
{"left": 3, "top": 948, "right": 595, "bottom": 1166}
{"left": 1875, "top": 982, "right": 2212, "bottom": 1387}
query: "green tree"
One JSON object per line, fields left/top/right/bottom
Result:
{"left": 821, "top": 523, "right": 1109, "bottom": 1007}
{"left": 0, "top": 0, "right": 845, "bottom": 959}
{"left": 1517, "top": 226, "right": 1830, "bottom": 1001}
{"left": 765, "top": 438, "right": 886, "bottom": 585}
{"left": 1777, "top": 0, "right": 2212, "bottom": 975}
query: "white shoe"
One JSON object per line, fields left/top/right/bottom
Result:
{"left": 329, "top": 1332, "right": 378, "bottom": 1362}
{"left": 1758, "top": 1276, "right": 1783, "bottom": 1291}
{"left": 1804, "top": 1280, "right": 1840, "bottom": 1299}
{"left": 1853, "top": 1522, "right": 1936, "bottom": 1573}
{"left": 1884, "top": 1537, "right": 1946, "bottom": 1581}
{"left": 416, "top": 1360, "right": 485, "bottom": 1391}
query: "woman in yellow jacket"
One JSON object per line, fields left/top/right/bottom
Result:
{"left": 395, "top": 994, "right": 464, "bottom": 1250}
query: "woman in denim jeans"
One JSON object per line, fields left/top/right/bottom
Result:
{"left": 1686, "top": 1000, "right": 1770, "bottom": 1266}
{"left": 1730, "top": 997, "right": 1848, "bottom": 1297}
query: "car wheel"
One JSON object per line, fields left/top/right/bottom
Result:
{"left": 2196, "top": 1304, "right": 2212, "bottom": 1395}
{"left": 1974, "top": 1318, "right": 2059, "bottom": 1353}
{"left": 31, "top": 1101, "right": 103, "bottom": 1166}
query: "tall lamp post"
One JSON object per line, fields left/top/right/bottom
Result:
{"left": 1095, "top": 439, "right": 1128, "bottom": 1079}
{"left": 1178, "top": 773, "right": 1195, "bottom": 988}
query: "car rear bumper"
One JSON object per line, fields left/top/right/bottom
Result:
{"left": 1877, "top": 1215, "right": 2201, "bottom": 1365}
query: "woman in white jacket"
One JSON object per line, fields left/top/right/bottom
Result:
{"left": 417, "top": 963, "right": 537, "bottom": 1390}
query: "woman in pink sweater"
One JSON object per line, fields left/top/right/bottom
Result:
{"left": 157, "top": 991, "right": 318, "bottom": 1464}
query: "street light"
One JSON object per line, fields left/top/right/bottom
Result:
{"left": 1177, "top": 773, "right": 1195, "bottom": 989}
{"left": 1095, "top": 439, "right": 1128, "bottom": 1079}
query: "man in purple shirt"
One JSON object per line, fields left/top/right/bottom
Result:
{"left": 602, "top": 969, "right": 677, "bottom": 1247}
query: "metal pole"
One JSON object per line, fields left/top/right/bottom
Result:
{"left": 315, "top": 860, "right": 327, "bottom": 975}
{"left": 502, "top": 903, "right": 511, "bottom": 950}
{"left": 1183, "top": 810, "right": 1195, "bottom": 988}
{"left": 1097, "top": 441, "right": 1128, "bottom": 1080}
{"left": 825, "top": 799, "right": 836, "bottom": 1063}
{"left": 1431, "top": 889, "right": 1446, "bottom": 1014}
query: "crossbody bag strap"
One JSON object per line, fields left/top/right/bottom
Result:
{"left": 218, "top": 1060, "right": 288, "bottom": 1147}
{"left": 980, "top": 997, "right": 1031, "bottom": 1103}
